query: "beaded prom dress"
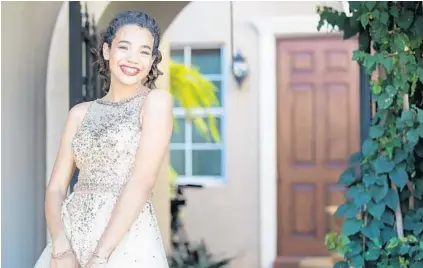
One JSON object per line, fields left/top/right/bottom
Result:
{"left": 34, "top": 90, "right": 169, "bottom": 268}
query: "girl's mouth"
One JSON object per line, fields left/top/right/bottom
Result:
{"left": 119, "top": 65, "right": 141, "bottom": 76}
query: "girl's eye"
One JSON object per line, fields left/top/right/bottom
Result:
{"left": 141, "top": 51, "right": 150, "bottom": 55}
{"left": 118, "top": 46, "right": 128, "bottom": 50}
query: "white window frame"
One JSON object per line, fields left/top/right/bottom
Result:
{"left": 170, "top": 45, "right": 227, "bottom": 186}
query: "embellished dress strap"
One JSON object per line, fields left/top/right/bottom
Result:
{"left": 95, "top": 88, "right": 155, "bottom": 106}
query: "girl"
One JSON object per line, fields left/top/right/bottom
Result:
{"left": 34, "top": 10, "right": 172, "bottom": 268}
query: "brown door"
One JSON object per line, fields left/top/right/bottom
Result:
{"left": 276, "top": 36, "right": 360, "bottom": 267}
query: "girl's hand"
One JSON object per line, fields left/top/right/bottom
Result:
{"left": 84, "top": 256, "right": 108, "bottom": 268}
{"left": 50, "top": 250, "right": 79, "bottom": 268}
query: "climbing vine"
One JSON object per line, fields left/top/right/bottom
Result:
{"left": 317, "top": 2, "right": 423, "bottom": 267}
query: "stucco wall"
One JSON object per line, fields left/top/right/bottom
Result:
{"left": 166, "top": 1, "right": 343, "bottom": 267}
{"left": 1, "top": 2, "right": 62, "bottom": 267}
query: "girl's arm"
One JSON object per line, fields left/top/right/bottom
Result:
{"left": 94, "top": 89, "right": 173, "bottom": 258}
{"left": 45, "top": 102, "right": 90, "bottom": 253}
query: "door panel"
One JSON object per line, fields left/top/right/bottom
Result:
{"left": 276, "top": 36, "right": 360, "bottom": 263}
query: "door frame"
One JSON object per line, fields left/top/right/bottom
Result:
{"left": 250, "top": 7, "right": 354, "bottom": 268}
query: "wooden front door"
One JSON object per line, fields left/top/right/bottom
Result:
{"left": 276, "top": 36, "right": 360, "bottom": 267}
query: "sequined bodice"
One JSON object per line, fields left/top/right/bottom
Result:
{"left": 63, "top": 91, "right": 157, "bottom": 266}
{"left": 72, "top": 91, "right": 149, "bottom": 194}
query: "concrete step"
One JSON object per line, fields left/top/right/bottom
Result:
{"left": 298, "top": 257, "right": 333, "bottom": 268}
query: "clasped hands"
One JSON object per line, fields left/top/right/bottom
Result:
{"left": 51, "top": 242, "right": 111, "bottom": 268}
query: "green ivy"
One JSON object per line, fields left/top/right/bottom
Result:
{"left": 317, "top": 2, "right": 423, "bottom": 267}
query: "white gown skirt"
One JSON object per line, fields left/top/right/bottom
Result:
{"left": 33, "top": 192, "right": 169, "bottom": 268}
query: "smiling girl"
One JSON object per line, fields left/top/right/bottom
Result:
{"left": 34, "top": 10, "right": 173, "bottom": 268}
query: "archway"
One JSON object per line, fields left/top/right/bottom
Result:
{"left": 45, "top": 0, "right": 190, "bottom": 252}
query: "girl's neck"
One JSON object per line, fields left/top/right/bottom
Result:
{"left": 105, "top": 82, "right": 147, "bottom": 102}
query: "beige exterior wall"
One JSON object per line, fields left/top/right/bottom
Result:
{"left": 1, "top": 2, "right": 62, "bottom": 267}
{"left": 166, "top": 1, "right": 344, "bottom": 267}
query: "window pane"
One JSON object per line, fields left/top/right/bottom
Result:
{"left": 173, "top": 99, "right": 182, "bottom": 108}
{"left": 211, "top": 80, "right": 222, "bottom": 106}
{"left": 171, "top": 150, "right": 185, "bottom": 176}
{"left": 171, "top": 118, "right": 185, "bottom": 143}
{"left": 192, "top": 150, "right": 222, "bottom": 176}
{"left": 171, "top": 49, "right": 184, "bottom": 64}
{"left": 192, "top": 117, "right": 221, "bottom": 144}
{"left": 171, "top": 49, "right": 184, "bottom": 107}
{"left": 191, "top": 49, "right": 221, "bottom": 75}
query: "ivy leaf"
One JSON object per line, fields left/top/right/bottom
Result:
{"left": 384, "top": 189, "right": 399, "bottom": 210}
{"left": 342, "top": 219, "right": 362, "bottom": 236}
{"left": 364, "top": 247, "right": 381, "bottom": 261}
{"left": 364, "top": 175, "right": 386, "bottom": 187}
{"left": 411, "top": 262, "right": 423, "bottom": 268}
{"left": 334, "top": 201, "right": 359, "bottom": 219}
{"left": 393, "top": 149, "right": 407, "bottom": 164}
{"left": 345, "top": 185, "right": 364, "bottom": 199}
{"left": 377, "top": 93, "right": 393, "bottom": 109}
{"left": 393, "top": 34, "right": 405, "bottom": 51}
{"left": 414, "top": 180, "right": 423, "bottom": 200}
{"left": 355, "top": 191, "right": 372, "bottom": 207}
{"left": 334, "top": 261, "right": 349, "bottom": 268}
{"left": 374, "top": 155, "right": 395, "bottom": 174}
{"left": 380, "top": 11, "right": 390, "bottom": 25}
{"left": 352, "top": 50, "right": 364, "bottom": 61}
{"left": 339, "top": 167, "right": 356, "bottom": 186}
{"left": 365, "top": 1, "right": 376, "bottom": 10}
{"left": 389, "top": 6, "right": 399, "bottom": 17}
{"left": 360, "top": 14, "right": 369, "bottom": 28}
{"left": 401, "top": 110, "right": 413, "bottom": 122}
{"left": 362, "top": 220, "right": 381, "bottom": 241}
{"left": 403, "top": 215, "right": 417, "bottom": 231}
{"left": 369, "top": 125, "right": 385, "bottom": 138}
{"left": 381, "top": 210, "right": 395, "bottom": 226}
{"left": 389, "top": 165, "right": 409, "bottom": 190}
{"left": 417, "top": 67, "right": 423, "bottom": 84}
{"left": 385, "top": 85, "right": 397, "bottom": 97}
{"left": 407, "top": 128, "right": 420, "bottom": 145}
{"left": 399, "top": 52, "right": 409, "bottom": 65}
{"left": 381, "top": 228, "right": 397, "bottom": 244}
{"left": 350, "top": 254, "right": 365, "bottom": 268}
{"left": 398, "top": 243, "right": 411, "bottom": 255}
{"left": 415, "top": 16, "right": 423, "bottom": 38}
{"left": 372, "top": 11, "right": 380, "bottom": 21}
{"left": 349, "top": 152, "right": 363, "bottom": 165}
{"left": 370, "top": 182, "right": 389, "bottom": 203}
{"left": 368, "top": 200, "right": 385, "bottom": 220}
{"left": 413, "top": 225, "right": 423, "bottom": 236}
{"left": 362, "top": 140, "right": 379, "bottom": 157}
{"left": 335, "top": 201, "right": 360, "bottom": 219}
{"left": 382, "top": 57, "right": 394, "bottom": 74}
{"left": 347, "top": 241, "right": 363, "bottom": 257}
{"left": 398, "top": 10, "right": 414, "bottom": 30}
{"left": 372, "top": 84, "right": 382, "bottom": 95}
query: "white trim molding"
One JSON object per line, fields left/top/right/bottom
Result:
{"left": 251, "top": 11, "right": 345, "bottom": 268}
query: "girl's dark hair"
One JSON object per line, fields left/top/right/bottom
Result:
{"left": 96, "top": 10, "right": 163, "bottom": 91}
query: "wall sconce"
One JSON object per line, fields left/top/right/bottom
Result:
{"left": 231, "top": 50, "right": 248, "bottom": 87}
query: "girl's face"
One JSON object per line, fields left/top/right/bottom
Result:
{"left": 103, "top": 24, "right": 155, "bottom": 88}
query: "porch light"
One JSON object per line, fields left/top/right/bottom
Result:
{"left": 231, "top": 50, "right": 248, "bottom": 87}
